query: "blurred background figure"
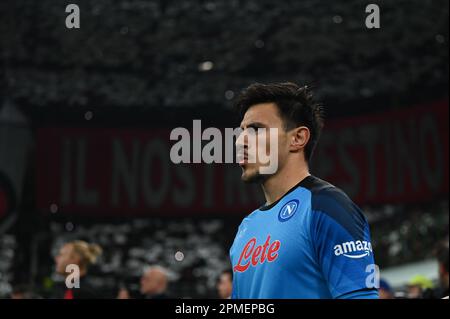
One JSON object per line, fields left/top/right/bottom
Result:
{"left": 406, "top": 275, "right": 434, "bottom": 299}
{"left": 378, "top": 278, "right": 394, "bottom": 299}
{"left": 53, "top": 240, "right": 103, "bottom": 299}
{"left": 9, "top": 284, "right": 38, "bottom": 299}
{"left": 436, "top": 241, "right": 449, "bottom": 298}
{"left": 116, "top": 286, "right": 131, "bottom": 299}
{"left": 216, "top": 269, "right": 233, "bottom": 299}
{"left": 140, "top": 266, "right": 169, "bottom": 299}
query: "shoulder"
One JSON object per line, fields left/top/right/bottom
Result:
{"left": 304, "top": 176, "right": 368, "bottom": 239}
{"left": 74, "top": 278, "right": 104, "bottom": 299}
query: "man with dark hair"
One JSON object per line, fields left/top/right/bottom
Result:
{"left": 216, "top": 269, "right": 233, "bottom": 299}
{"left": 230, "top": 82, "right": 378, "bottom": 299}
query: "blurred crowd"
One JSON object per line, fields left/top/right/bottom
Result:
{"left": 0, "top": 201, "right": 448, "bottom": 299}
{"left": 2, "top": 0, "right": 448, "bottom": 119}
{"left": 1, "top": 218, "right": 236, "bottom": 298}
{"left": 6, "top": 238, "right": 235, "bottom": 300}
{"left": 4, "top": 238, "right": 449, "bottom": 300}
{"left": 378, "top": 240, "right": 449, "bottom": 299}
{"left": 369, "top": 200, "right": 449, "bottom": 267}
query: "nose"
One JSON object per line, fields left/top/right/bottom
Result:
{"left": 235, "top": 129, "right": 247, "bottom": 150}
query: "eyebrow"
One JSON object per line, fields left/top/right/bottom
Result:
{"left": 240, "top": 121, "right": 268, "bottom": 130}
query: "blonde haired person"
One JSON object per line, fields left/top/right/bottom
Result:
{"left": 54, "top": 240, "right": 103, "bottom": 299}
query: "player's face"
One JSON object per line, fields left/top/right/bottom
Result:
{"left": 236, "top": 103, "right": 290, "bottom": 183}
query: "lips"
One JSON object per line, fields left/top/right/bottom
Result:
{"left": 239, "top": 158, "right": 248, "bottom": 166}
{"left": 237, "top": 152, "right": 248, "bottom": 166}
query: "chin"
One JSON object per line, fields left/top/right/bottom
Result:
{"left": 241, "top": 169, "right": 265, "bottom": 184}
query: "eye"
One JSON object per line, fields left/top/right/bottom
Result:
{"left": 246, "top": 124, "right": 264, "bottom": 134}
{"left": 246, "top": 127, "right": 257, "bottom": 135}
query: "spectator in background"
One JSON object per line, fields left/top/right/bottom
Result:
{"left": 428, "top": 240, "right": 449, "bottom": 299}
{"left": 117, "top": 286, "right": 131, "bottom": 299}
{"left": 378, "top": 278, "right": 394, "bottom": 299}
{"left": 216, "top": 269, "right": 233, "bottom": 299}
{"left": 10, "top": 284, "right": 39, "bottom": 299}
{"left": 406, "top": 275, "right": 434, "bottom": 299}
{"left": 140, "top": 266, "right": 169, "bottom": 299}
{"left": 53, "top": 240, "right": 103, "bottom": 299}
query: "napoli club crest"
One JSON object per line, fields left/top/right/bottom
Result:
{"left": 278, "top": 200, "right": 299, "bottom": 222}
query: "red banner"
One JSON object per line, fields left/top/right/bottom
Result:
{"left": 313, "top": 100, "right": 448, "bottom": 205}
{"left": 36, "top": 101, "right": 448, "bottom": 216}
{"left": 36, "top": 128, "right": 264, "bottom": 217}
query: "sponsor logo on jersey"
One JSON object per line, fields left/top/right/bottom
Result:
{"left": 233, "top": 235, "right": 281, "bottom": 272}
{"left": 334, "top": 240, "right": 372, "bottom": 259}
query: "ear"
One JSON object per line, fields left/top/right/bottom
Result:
{"left": 289, "top": 126, "right": 310, "bottom": 152}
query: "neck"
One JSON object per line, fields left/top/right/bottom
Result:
{"left": 261, "top": 159, "right": 310, "bottom": 205}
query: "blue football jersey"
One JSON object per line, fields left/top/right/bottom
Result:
{"left": 229, "top": 175, "right": 378, "bottom": 299}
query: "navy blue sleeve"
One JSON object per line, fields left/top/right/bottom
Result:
{"left": 337, "top": 289, "right": 379, "bottom": 299}
{"left": 310, "top": 187, "right": 378, "bottom": 299}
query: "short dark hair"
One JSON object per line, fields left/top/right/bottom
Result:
{"left": 235, "top": 82, "right": 324, "bottom": 163}
{"left": 217, "top": 269, "right": 233, "bottom": 283}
